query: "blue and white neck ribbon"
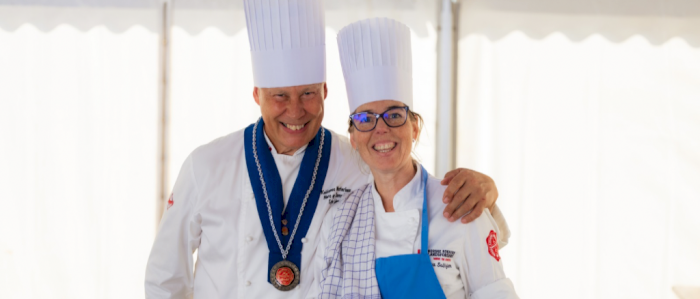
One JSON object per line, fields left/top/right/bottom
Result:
{"left": 244, "top": 117, "right": 332, "bottom": 285}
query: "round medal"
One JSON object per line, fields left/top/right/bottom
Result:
{"left": 269, "top": 260, "right": 300, "bottom": 291}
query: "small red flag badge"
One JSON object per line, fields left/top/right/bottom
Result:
{"left": 486, "top": 230, "right": 500, "bottom": 261}
{"left": 167, "top": 193, "right": 174, "bottom": 210}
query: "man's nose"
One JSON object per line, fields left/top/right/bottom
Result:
{"left": 286, "top": 96, "right": 304, "bottom": 118}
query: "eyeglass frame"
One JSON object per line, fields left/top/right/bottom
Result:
{"left": 349, "top": 106, "right": 410, "bottom": 132}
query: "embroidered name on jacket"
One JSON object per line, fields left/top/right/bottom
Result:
{"left": 322, "top": 186, "right": 352, "bottom": 204}
{"left": 428, "top": 249, "right": 456, "bottom": 259}
{"left": 429, "top": 249, "right": 457, "bottom": 269}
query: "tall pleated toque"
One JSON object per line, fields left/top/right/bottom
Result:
{"left": 337, "top": 17, "right": 414, "bottom": 113}
{"left": 244, "top": 0, "right": 326, "bottom": 88}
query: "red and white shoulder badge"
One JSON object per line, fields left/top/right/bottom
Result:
{"left": 486, "top": 230, "right": 500, "bottom": 262}
{"left": 167, "top": 193, "right": 174, "bottom": 210}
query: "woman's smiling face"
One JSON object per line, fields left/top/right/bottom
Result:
{"left": 350, "top": 100, "right": 419, "bottom": 174}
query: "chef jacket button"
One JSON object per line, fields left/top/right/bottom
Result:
{"left": 246, "top": 236, "right": 253, "bottom": 242}
{"left": 301, "top": 238, "right": 308, "bottom": 243}
{"left": 245, "top": 281, "right": 251, "bottom": 286}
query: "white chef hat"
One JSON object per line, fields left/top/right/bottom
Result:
{"left": 337, "top": 18, "right": 413, "bottom": 113}
{"left": 243, "top": 0, "right": 326, "bottom": 88}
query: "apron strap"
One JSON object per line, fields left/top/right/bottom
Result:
{"left": 420, "top": 166, "right": 429, "bottom": 254}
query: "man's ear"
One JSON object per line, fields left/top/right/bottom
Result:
{"left": 253, "top": 87, "right": 261, "bottom": 106}
{"left": 323, "top": 83, "right": 328, "bottom": 100}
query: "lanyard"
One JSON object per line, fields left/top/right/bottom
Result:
{"left": 243, "top": 118, "right": 332, "bottom": 287}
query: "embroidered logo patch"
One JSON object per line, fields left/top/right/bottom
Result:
{"left": 486, "top": 230, "right": 500, "bottom": 261}
{"left": 167, "top": 193, "right": 174, "bottom": 210}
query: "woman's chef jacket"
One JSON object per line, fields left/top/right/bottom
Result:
{"left": 312, "top": 165, "right": 517, "bottom": 299}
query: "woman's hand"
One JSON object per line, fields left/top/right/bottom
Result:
{"left": 440, "top": 168, "right": 498, "bottom": 224}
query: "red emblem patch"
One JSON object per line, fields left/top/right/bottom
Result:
{"left": 486, "top": 230, "right": 500, "bottom": 261}
{"left": 275, "top": 266, "right": 295, "bottom": 286}
{"left": 167, "top": 193, "right": 174, "bottom": 210}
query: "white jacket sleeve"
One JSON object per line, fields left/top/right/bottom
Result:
{"left": 489, "top": 204, "right": 511, "bottom": 249}
{"left": 459, "top": 210, "right": 518, "bottom": 299}
{"left": 145, "top": 154, "right": 202, "bottom": 299}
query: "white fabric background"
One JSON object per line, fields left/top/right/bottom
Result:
{"left": 1, "top": 1, "right": 699, "bottom": 298}
{"left": 456, "top": 3, "right": 700, "bottom": 299}
{"left": 0, "top": 6, "right": 159, "bottom": 299}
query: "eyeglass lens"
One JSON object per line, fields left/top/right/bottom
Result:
{"left": 352, "top": 107, "right": 408, "bottom": 132}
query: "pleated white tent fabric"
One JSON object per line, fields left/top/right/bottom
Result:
{"left": 1, "top": 1, "right": 699, "bottom": 299}
{"left": 454, "top": 2, "right": 700, "bottom": 299}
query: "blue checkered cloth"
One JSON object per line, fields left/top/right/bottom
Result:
{"left": 319, "top": 183, "right": 382, "bottom": 299}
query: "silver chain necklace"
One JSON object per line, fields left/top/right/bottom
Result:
{"left": 252, "top": 119, "right": 325, "bottom": 260}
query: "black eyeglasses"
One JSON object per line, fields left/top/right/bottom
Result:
{"left": 349, "top": 106, "right": 410, "bottom": 132}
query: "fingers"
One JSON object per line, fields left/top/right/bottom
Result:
{"left": 451, "top": 184, "right": 480, "bottom": 217}
{"left": 460, "top": 199, "right": 487, "bottom": 224}
{"left": 443, "top": 192, "right": 470, "bottom": 222}
{"left": 442, "top": 169, "right": 468, "bottom": 204}
{"left": 440, "top": 169, "right": 460, "bottom": 185}
{"left": 458, "top": 186, "right": 495, "bottom": 223}
{"left": 439, "top": 167, "right": 498, "bottom": 224}
{"left": 446, "top": 181, "right": 494, "bottom": 224}
{"left": 443, "top": 180, "right": 479, "bottom": 221}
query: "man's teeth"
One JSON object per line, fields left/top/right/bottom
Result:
{"left": 284, "top": 123, "right": 305, "bottom": 131}
{"left": 373, "top": 142, "right": 396, "bottom": 152}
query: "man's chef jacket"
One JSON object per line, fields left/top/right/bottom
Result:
{"left": 145, "top": 128, "right": 511, "bottom": 299}
{"left": 312, "top": 164, "right": 517, "bottom": 299}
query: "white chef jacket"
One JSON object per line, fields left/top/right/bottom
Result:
{"left": 145, "top": 127, "right": 511, "bottom": 299}
{"left": 312, "top": 165, "right": 518, "bottom": 299}
{"left": 145, "top": 128, "right": 367, "bottom": 299}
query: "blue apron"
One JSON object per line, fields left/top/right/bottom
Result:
{"left": 375, "top": 166, "right": 447, "bottom": 299}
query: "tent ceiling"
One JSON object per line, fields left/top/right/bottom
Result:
{"left": 3, "top": 0, "right": 698, "bottom": 17}
{"left": 465, "top": 0, "right": 700, "bottom": 17}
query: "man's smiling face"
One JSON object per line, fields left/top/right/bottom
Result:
{"left": 253, "top": 83, "right": 327, "bottom": 155}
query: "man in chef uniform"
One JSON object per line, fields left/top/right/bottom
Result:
{"left": 144, "top": 0, "right": 511, "bottom": 298}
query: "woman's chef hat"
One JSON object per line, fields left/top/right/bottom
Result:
{"left": 243, "top": 0, "right": 326, "bottom": 88}
{"left": 337, "top": 18, "right": 413, "bottom": 113}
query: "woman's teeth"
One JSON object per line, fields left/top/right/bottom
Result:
{"left": 373, "top": 142, "right": 396, "bottom": 153}
{"left": 284, "top": 123, "right": 305, "bottom": 131}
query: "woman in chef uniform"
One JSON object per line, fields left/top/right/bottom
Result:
{"left": 312, "top": 18, "right": 519, "bottom": 299}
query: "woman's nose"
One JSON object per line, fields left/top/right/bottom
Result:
{"left": 374, "top": 117, "right": 390, "bottom": 133}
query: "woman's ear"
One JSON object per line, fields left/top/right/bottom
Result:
{"left": 349, "top": 133, "right": 357, "bottom": 150}
{"left": 412, "top": 118, "right": 419, "bottom": 141}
